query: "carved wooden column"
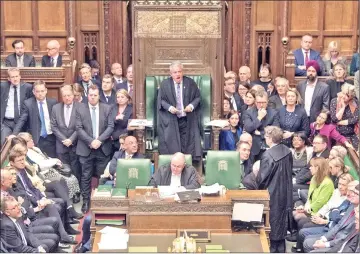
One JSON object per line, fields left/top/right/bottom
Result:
{"left": 285, "top": 51, "right": 296, "bottom": 87}
{"left": 211, "top": 102, "right": 221, "bottom": 150}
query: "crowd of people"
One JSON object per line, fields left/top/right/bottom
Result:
{"left": 0, "top": 35, "right": 359, "bottom": 253}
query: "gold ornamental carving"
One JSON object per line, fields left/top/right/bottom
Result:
{"left": 135, "top": 11, "right": 220, "bottom": 38}
{"left": 135, "top": 1, "right": 221, "bottom": 6}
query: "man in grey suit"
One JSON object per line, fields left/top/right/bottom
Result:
{"left": 0, "top": 68, "right": 33, "bottom": 145}
{"left": 51, "top": 85, "right": 82, "bottom": 185}
{"left": 5, "top": 40, "right": 36, "bottom": 67}
{"left": 76, "top": 85, "right": 114, "bottom": 213}
{"left": 148, "top": 152, "right": 200, "bottom": 189}
{"left": 12, "top": 80, "right": 58, "bottom": 158}
{"left": 296, "top": 60, "right": 330, "bottom": 123}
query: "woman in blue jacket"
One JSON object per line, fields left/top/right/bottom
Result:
{"left": 220, "top": 110, "right": 242, "bottom": 150}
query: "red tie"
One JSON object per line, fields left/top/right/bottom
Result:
{"left": 305, "top": 51, "right": 309, "bottom": 64}
{"left": 129, "top": 85, "right": 133, "bottom": 97}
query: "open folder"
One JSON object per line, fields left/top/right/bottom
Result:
{"left": 232, "top": 203, "right": 264, "bottom": 222}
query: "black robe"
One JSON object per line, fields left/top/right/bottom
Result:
{"left": 256, "top": 144, "right": 293, "bottom": 241}
{"left": 157, "top": 76, "right": 202, "bottom": 161}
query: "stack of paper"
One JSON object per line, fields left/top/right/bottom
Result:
{"left": 199, "top": 183, "right": 221, "bottom": 195}
{"left": 205, "top": 120, "right": 229, "bottom": 128}
{"left": 95, "top": 214, "right": 125, "bottom": 226}
{"left": 98, "top": 227, "right": 129, "bottom": 251}
{"left": 232, "top": 203, "right": 264, "bottom": 222}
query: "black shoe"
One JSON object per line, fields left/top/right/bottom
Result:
{"left": 291, "top": 245, "right": 302, "bottom": 253}
{"left": 286, "top": 233, "right": 298, "bottom": 242}
{"left": 68, "top": 206, "right": 84, "bottom": 220}
{"left": 73, "top": 193, "right": 81, "bottom": 204}
{"left": 67, "top": 218, "right": 80, "bottom": 224}
{"left": 65, "top": 226, "right": 81, "bottom": 235}
{"left": 61, "top": 236, "right": 78, "bottom": 244}
{"left": 81, "top": 200, "right": 90, "bottom": 214}
{"left": 74, "top": 243, "right": 88, "bottom": 253}
{"left": 58, "top": 243, "right": 70, "bottom": 249}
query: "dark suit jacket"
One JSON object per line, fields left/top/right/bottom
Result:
{"left": 109, "top": 150, "right": 144, "bottom": 175}
{"left": 116, "top": 81, "right": 129, "bottom": 91}
{"left": 268, "top": 94, "right": 285, "bottom": 110}
{"left": 242, "top": 107, "right": 280, "bottom": 155}
{"left": 9, "top": 184, "right": 37, "bottom": 220}
{"left": 293, "top": 48, "right": 324, "bottom": 76}
{"left": 279, "top": 105, "right": 310, "bottom": 136}
{"left": 297, "top": 80, "right": 330, "bottom": 123}
{"left": 327, "top": 231, "right": 359, "bottom": 253}
{"left": 0, "top": 82, "right": 33, "bottom": 124}
{"left": 0, "top": 214, "right": 42, "bottom": 253}
{"left": 50, "top": 102, "right": 81, "bottom": 154}
{"left": 99, "top": 89, "right": 117, "bottom": 105}
{"left": 326, "top": 79, "right": 354, "bottom": 101}
{"left": 16, "top": 170, "right": 44, "bottom": 201}
{"left": 41, "top": 55, "right": 62, "bottom": 67}
{"left": 5, "top": 53, "right": 36, "bottom": 67}
{"left": 111, "top": 104, "right": 133, "bottom": 140}
{"left": 12, "top": 97, "right": 57, "bottom": 144}
{"left": 148, "top": 164, "right": 200, "bottom": 189}
{"left": 75, "top": 102, "right": 114, "bottom": 157}
{"left": 219, "top": 127, "right": 242, "bottom": 151}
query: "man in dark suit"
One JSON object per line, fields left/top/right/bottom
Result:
{"left": 5, "top": 40, "right": 35, "bottom": 67}
{"left": 148, "top": 152, "right": 200, "bottom": 189}
{"left": 116, "top": 64, "right": 134, "bottom": 97}
{"left": 99, "top": 74, "right": 116, "bottom": 105}
{"left": 79, "top": 66, "right": 100, "bottom": 96}
{"left": 51, "top": 85, "right": 82, "bottom": 185}
{"left": 243, "top": 90, "right": 280, "bottom": 161}
{"left": 297, "top": 60, "right": 330, "bottom": 123}
{"left": 12, "top": 80, "right": 58, "bottom": 158}
{"left": 76, "top": 85, "right": 114, "bottom": 213}
{"left": 109, "top": 136, "right": 144, "bottom": 177}
{"left": 0, "top": 68, "right": 33, "bottom": 145}
{"left": 157, "top": 61, "right": 202, "bottom": 162}
{"left": 224, "top": 75, "right": 243, "bottom": 112}
{"left": 111, "top": 62, "right": 126, "bottom": 88}
{"left": 1, "top": 196, "right": 59, "bottom": 253}
{"left": 293, "top": 34, "right": 325, "bottom": 76}
{"left": 41, "top": 40, "right": 62, "bottom": 67}
{"left": 268, "top": 77, "right": 288, "bottom": 110}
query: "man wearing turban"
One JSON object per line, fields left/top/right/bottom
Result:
{"left": 296, "top": 60, "right": 330, "bottom": 123}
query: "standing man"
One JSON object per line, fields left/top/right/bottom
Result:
{"left": 116, "top": 64, "right": 134, "bottom": 97}
{"left": 42, "top": 40, "right": 62, "bottom": 67}
{"left": 297, "top": 60, "right": 330, "bottom": 123}
{"left": 0, "top": 68, "right": 33, "bottom": 145}
{"left": 293, "top": 34, "right": 324, "bottom": 76}
{"left": 224, "top": 73, "right": 243, "bottom": 112}
{"left": 111, "top": 63, "right": 125, "bottom": 88}
{"left": 256, "top": 126, "right": 293, "bottom": 253}
{"left": 5, "top": 40, "right": 35, "bottom": 67}
{"left": 51, "top": 85, "right": 82, "bottom": 187}
{"left": 79, "top": 66, "right": 98, "bottom": 96}
{"left": 99, "top": 74, "right": 116, "bottom": 105}
{"left": 157, "top": 61, "right": 202, "bottom": 162}
{"left": 12, "top": 80, "right": 58, "bottom": 158}
{"left": 76, "top": 85, "right": 114, "bottom": 213}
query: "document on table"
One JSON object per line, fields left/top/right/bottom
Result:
{"left": 158, "top": 185, "right": 186, "bottom": 198}
{"left": 98, "top": 226, "right": 129, "bottom": 250}
{"left": 232, "top": 203, "right": 264, "bottom": 222}
{"left": 199, "top": 183, "right": 221, "bottom": 195}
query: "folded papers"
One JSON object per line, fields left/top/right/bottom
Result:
{"left": 98, "top": 226, "right": 129, "bottom": 251}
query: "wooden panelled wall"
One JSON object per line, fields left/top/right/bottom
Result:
{"left": 1, "top": 1, "right": 358, "bottom": 80}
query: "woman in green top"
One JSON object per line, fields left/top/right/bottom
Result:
{"left": 292, "top": 157, "right": 334, "bottom": 229}
{"left": 329, "top": 145, "right": 359, "bottom": 180}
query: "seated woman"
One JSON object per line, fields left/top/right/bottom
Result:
{"left": 349, "top": 50, "right": 359, "bottom": 75}
{"left": 330, "top": 83, "right": 359, "bottom": 150}
{"left": 279, "top": 88, "right": 309, "bottom": 147}
{"left": 252, "top": 63, "right": 273, "bottom": 92}
{"left": 237, "top": 81, "right": 251, "bottom": 100}
{"left": 309, "top": 109, "right": 353, "bottom": 150}
{"left": 329, "top": 145, "right": 359, "bottom": 180}
{"left": 292, "top": 157, "right": 334, "bottom": 235}
{"left": 17, "top": 132, "right": 81, "bottom": 201}
{"left": 290, "top": 133, "right": 313, "bottom": 180}
{"left": 219, "top": 110, "right": 242, "bottom": 151}
{"left": 223, "top": 97, "right": 233, "bottom": 118}
{"left": 268, "top": 77, "right": 289, "bottom": 110}
{"left": 326, "top": 63, "right": 354, "bottom": 101}
{"left": 329, "top": 157, "right": 352, "bottom": 188}
{"left": 322, "top": 41, "right": 346, "bottom": 76}
{"left": 111, "top": 89, "right": 133, "bottom": 151}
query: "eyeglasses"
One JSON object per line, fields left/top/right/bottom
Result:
{"left": 46, "top": 48, "right": 56, "bottom": 51}
{"left": 6, "top": 203, "right": 20, "bottom": 211}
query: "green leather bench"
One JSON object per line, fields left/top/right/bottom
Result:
{"left": 145, "top": 75, "right": 212, "bottom": 153}
{"left": 115, "top": 159, "right": 152, "bottom": 189}
{"left": 157, "top": 154, "right": 192, "bottom": 168}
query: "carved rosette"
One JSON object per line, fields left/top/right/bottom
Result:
{"left": 244, "top": 1, "right": 252, "bottom": 66}
{"left": 103, "top": 1, "right": 111, "bottom": 74}
{"left": 135, "top": 0, "right": 221, "bottom": 6}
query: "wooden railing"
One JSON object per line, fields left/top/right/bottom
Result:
{"left": 0, "top": 136, "right": 14, "bottom": 168}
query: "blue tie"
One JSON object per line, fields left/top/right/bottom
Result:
{"left": 39, "top": 101, "right": 47, "bottom": 138}
{"left": 91, "top": 106, "right": 97, "bottom": 138}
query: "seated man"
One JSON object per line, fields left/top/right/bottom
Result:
{"left": 74, "top": 215, "right": 92, "bottom": 253}
{"left": 41, "top": 40, "right": 62, "bottom": 67}
{"left": 5, "top": 39, "right": 35, "bottom": 67}
{"left": 293, "top": 34, "right": 324, "bottom": 76}
{"left": 148, "top": 152, "right": 200, "bottom": 189}
{"left": 0, "top": 196, "right": 59, "bottom": 253}
{"left": 238, "top": 134, "right": 253, "bottom": 175}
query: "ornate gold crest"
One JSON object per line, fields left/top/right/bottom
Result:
{"left": 217, "top": 160, "right": 228, "bottom": 171}
{"left": 128, "top": 168, "right": 139, "bottom": 179}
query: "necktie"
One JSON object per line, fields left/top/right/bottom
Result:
{"left": 39, "top": 101, "right": 47, "bottom": 138}
{"left": 91, "top": 106, "right": 97, "bottom": 139}
{"left": 129, "top": 85, "right": 133, "bottom": 97}
{"left": 83, "top": 82, "right": 89, "bottom": 96}
{"left": 125, "top": 154, "right": 132, "bottom": 159}
{"left": 14, "top": 221, "right": 27, "bottom": 245}
{"left": 65, "top": 105, "right": 71, "bottom": 127}
{"left": 14, "top": 86, "right": 19, "bottom": 121}
{"left": 17, "top": 56, "right": 24, "bottom": 67}
{"left": 106, "top": 96, "right": 109, "bottom": 103}
{"left": 50, "top": 57, "right": 54, "bottom": 67}
{"left": 176, "top": 83, "right": 183, "bottom": 117}
{"left": 305, "top": 51, "right": 309, "bottom": 64}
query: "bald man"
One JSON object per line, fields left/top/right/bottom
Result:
{"left": 239, "top": 132, "right": 253, "bottom": 147}
{"left": 149, "top": 152, "right": 200, "bottom": 189}
{"left": 109, "top": 136, "right": 144, "bottom": 176}
{"left": 237, "top": 66, "right": 255, "bottom": 90}
{"left": 42, "top": 40, "right": 62, "bottom": 67}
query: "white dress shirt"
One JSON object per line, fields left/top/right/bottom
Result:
{"left": 170, "top": 173, "right": 181, "bottom": 188}
{"left": 51, "top": 55, "right": 59, "bottom": 67}
{"left": 37, "top": 99, "right": 52, "bottom": 135}
{"left": 5, "top": 84, "right": 20, "bottom": 119}
{"left": 17, "top": 55, "right": 24, "bottom": 67}
{"left": 304, "top": 83, "right": 316, "bottom": 116}
{"left": 89, "top": 103, "right": 100, "bottom": 138}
